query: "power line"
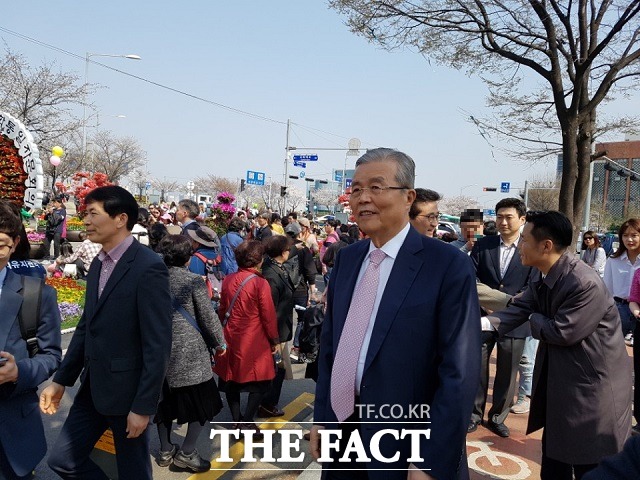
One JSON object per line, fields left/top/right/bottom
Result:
{"left": 0, "top": 26, "right": 384, "bottom": 150}
{"left": 0, "top": 26, "right": 285, "bottom": 125}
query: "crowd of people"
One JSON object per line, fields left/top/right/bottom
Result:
{"left": 2, "top": 147, "right": 640, "bottom": 479}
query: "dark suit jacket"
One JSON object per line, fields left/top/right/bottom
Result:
{"left": 262, "top": 257, "right": 295, "bottom": 343}
{"left": 314, "top": 226, "right": 481, "bottom": 480}
{"left": 489, "top": 252, "right": 631, "bottom": 464}
{"left": 470, "top": 235, "right": 532, "bottom": 338}
{"left": 54, "top": 239, "right": 172, "bottom": 416}
{"left": 0, "top": 269, "right": 61, "bottom": 477}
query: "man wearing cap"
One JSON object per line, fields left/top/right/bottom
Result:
{"left": 287, "top": 213, "right": 302, "bottom": 237}
{"left": 188, "top": 227, "right": 222, "bottom": 278}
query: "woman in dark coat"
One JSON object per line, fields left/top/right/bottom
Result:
{"left": 217, "top": 240, "right": 280, "bottom": 433}
{"left": 258, "top": 235, "right": 296, "bottom": 417}
{"left": 154, "top": 235, "right": 226, "bottom": 473}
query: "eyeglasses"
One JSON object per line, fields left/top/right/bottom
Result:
{"left": 416, "top": 213, "right": 440, "bottom": 222}
{"left": 350, "top": 185, "right": 409, "bottom": 198}
{"left": 583, "top": 236, "right": 593, "bottom": 240}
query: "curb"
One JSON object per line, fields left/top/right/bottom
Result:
{"left": 61, "top": 327, "right": 76, "bottom": 335}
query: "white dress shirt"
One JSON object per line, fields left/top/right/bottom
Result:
{"left": 603, "top": 252, "right": 640, "bottom": 299}
{"left": 354, "top": 222, "right": 410, "bottom": 394}
{"left": 499, "top": 236, "right": 520, "bottom": 278}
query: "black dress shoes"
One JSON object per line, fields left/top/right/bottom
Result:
{"left": 467, "top": 420, "right": 480, "bottom": 433}
{"left": 173, "top": 449, "right": 211, "bottom": 473}
{"left": 257, "top": 405, "right": 285, "bottom": 417}
{"left": 155, "top": 444, "right": 177, "bottom": 467}
{"left": 487, "top": 421, "right": 510, "bottom": 438}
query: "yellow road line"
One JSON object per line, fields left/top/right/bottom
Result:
{"left": 190, "top": 392, "right": 316, "bottom": 479}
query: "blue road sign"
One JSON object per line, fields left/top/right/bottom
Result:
{"left": 246, "top": 170, "right": 266, "bottom": 186}
{"left": 293, "top": 159, "right": 307, "bottom": 168}
{"left": 335, "top": 172, "right": 343, "bottom": 182}
{"left": 293, "top": 154, "right": 318, "bottom": 162}
{"left": 145, "top": 181, "right": 151, "bottom": 190}
{"left": 345, "top": 178, "right": 352, "bottom": 189}
{"left": 501, "top": 182, "right": 510, "bottom": 193}
{"left": 299, "top": 171, "right": 305, "bottom": 178}
{"left": 483, "top": 209, "right": 496, "bottom": 216}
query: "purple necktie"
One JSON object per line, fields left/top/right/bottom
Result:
{"left": 331, "top": 248, "right": 386, "bottom": 422}
{"left": 98, "top": 256, "right": 114, "bottom": 298}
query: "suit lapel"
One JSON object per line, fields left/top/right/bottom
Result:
{"left": 502, "top": 241, "right": 525, "bottom": 283}
{"left": 364, "top": 228, "right": 423, "bottom": 372}
{"left": 489, "top": 236, "right": 502, "bottom": 280}
{"left": 92, "top": 243, "right": 137, "bottom": 315}
{"left": 0, "top": 270, "right": 23, "bottom": 351}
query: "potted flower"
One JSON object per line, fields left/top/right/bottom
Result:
{"left": 27, "top": 231, "right": 46, "bottom": 259}
{"left": 65, "top": 216, "right": 86, "bottom": 242}
{"left": 206, "top": 192, "right": 237, "bottom": 237}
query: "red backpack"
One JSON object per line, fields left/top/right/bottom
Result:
{"left": 193, "top": 251, "right": 223, "bottom": 299}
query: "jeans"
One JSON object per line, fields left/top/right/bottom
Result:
{"left": 616, "top": 302, "right": 634, "bottom": 336}
{"left": 518, "top": 336, "right": 539, "bottom": 397}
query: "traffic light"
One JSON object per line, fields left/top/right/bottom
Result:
{"left": 240, "top": 179, "right": 246, "bottom": 192}
{"left": 280, "top": 186, "right": 287, "bottom": 197}
{"left": 483, "top": 187, "right": 497, "bottom": 192}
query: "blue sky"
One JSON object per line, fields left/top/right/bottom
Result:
{"left": 3, "top": 1, "right": 637, "bottom": 209}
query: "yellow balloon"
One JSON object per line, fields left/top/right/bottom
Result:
{"left": 52, "top": 146, "right": 64, "bottom": 157}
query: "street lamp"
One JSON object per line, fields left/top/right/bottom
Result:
{"left": 82, "top": 53, "right": 141, "bottom": 162}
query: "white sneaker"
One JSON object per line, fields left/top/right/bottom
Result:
{"left": 510, "top": 397, "right": 530, "bottom": 414}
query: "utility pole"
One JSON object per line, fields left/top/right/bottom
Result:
{"left": 284, "top": 119, "right": 290, "bottom": 190}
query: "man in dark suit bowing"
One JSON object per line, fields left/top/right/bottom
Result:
{"left": 40, "top": 186, "right": 172, "bottom": 480}
{"left": 310, "top": 148, "right": 481, "bottom": 480}
{"left": 468, "top": 198, "right": 532, "bottom": 438}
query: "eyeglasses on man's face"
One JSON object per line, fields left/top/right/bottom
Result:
{"left": 416, "top": 213, "right": 440, "bottom": 222}
{"left": 350, "top": 185, "right": 409, "bottom": 198}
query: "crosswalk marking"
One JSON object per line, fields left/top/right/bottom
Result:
{"left": 190, "top": 392, "right": 315, "bottom": 479}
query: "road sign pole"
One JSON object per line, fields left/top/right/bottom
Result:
{"left": 284, "top": 118, "right": 290, "bottom": 190}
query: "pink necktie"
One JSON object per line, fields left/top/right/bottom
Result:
{"left": 331, "top": 248, "right": 386, "bottom": 422}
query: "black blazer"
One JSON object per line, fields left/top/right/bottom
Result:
{"left": 471, "top": 235, "right": 533, "bottom": 338}
{"left": 262, "top": 257, "right": 295, "bottom": 343}
{"left": 54, "top": 240, "right": 172, "bottom": 416}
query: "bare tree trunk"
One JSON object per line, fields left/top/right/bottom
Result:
{"left": 559, "top": 124, "right": 578, "bottom": 223}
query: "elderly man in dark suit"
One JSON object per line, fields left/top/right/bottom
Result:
{"left": 484, "top": 210, "right": 631, "bottom": 480}
{"left": 0, "top": 202, "right": 61, "bottom": 479}
{"left": 40, "top": 186, "right": 172, "bottom": 480}
{"left": 469, "top": 198, "right": 532, "bottom": 438}
{"left": 310, "top": 148, "right": 481, "bottom": 480}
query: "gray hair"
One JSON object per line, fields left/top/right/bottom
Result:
{"left": 178, "top": 199, "right": 199, "bottom": 219}
{"left": 355, "top": 148, "right": 415, "bottom": 189}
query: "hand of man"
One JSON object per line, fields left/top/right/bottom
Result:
{"left": 0, "top": 352, "right": 18, "bottom": 384}
{"left": 309, "top": 425, "right": 325, "bottom": 461}
{"left": 407, "top": 463, "right": 435, "bottom": 479}
{"left": 126, "top": 412, "right": 150, "bottom": 439}
{"left": 40, "top": 382, "right": 65, "bottom": 415}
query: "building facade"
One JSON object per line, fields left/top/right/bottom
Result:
{"left": 592, "top": 140, "right": 640, "bottom": 219}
